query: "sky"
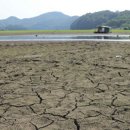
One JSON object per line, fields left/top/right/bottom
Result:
{"left": 0, "top": 0, "right": 130, "bottom": 19}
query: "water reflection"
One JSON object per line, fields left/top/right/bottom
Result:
{"left": 72, "top": 35, "right": 130, "bottom": 40}
{"left": 0, "top": 34, "right": 130, "bottom": 41}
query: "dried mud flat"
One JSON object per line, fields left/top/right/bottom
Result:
{"left": 0, "top": 41, "right": 130, "bottom": 130}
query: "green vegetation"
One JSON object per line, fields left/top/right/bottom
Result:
{"left": 112, "top": 29, "right": 130, "bottom": 33}
{"left": 71, "top": 10, "right": 117, "bottom": 29}
{"left": 0, "top": 29, "right": 130, "bottom": 35}
{"left": 71, "top": 10, "right": 130, "bottom": 30}
{"left": 0, "top": 30, "right": 95, "bottom": 35}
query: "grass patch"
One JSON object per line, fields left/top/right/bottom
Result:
{"left": 112, "top": 29, "right": 130, "bottom": 34}
{"left": 0, "top": 29, "right": 130, "bottom": 35}
{"left": 0, "top": 30, "right": 95, "bottom": 35}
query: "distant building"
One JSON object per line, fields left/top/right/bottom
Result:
{"left": 94, "top": 26, "right": 111, "bottom": 33}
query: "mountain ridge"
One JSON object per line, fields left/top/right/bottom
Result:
{"left": 1, "top": 10, "right": 130, "bottom": 30}
{"left": 0, "top": 11, "right": 79, "bottom": 30}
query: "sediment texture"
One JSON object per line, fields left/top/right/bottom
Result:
{"left": 0, "top": 41, "right": 130, "bottom": 130}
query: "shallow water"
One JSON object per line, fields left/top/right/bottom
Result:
{"left": 0, "top": 34, "right": 130, "bottom": 41}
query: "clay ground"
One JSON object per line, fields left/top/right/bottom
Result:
{"left": 0, "top": 41, "right": 130, "bottom": 130}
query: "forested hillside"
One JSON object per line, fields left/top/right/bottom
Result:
{"left": 71, "top": 10, "right": 130, "bottom": 29}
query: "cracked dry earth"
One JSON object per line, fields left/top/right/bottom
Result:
{"left": 0, "top": 41, "right": 130, "bottom": 130}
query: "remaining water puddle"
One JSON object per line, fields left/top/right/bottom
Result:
{"left": 0, "top": 34, "right": 130, "bottom": 41}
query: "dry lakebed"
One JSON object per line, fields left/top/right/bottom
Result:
{"left": 0, "top": 41, "right": 130, "bottom": 130}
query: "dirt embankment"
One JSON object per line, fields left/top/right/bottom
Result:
{"left": 0, "top": 41, "right": 130, "bottom": 130}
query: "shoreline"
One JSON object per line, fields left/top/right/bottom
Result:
{"left": 0, "top": 33, "right": 130, "bottom": 42}
{"left": 0, "top": 40, "right": 130, "bottom": 46}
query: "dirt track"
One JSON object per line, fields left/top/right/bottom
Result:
{"left": 0, "top": 41, "right": 130, "bottom": 130}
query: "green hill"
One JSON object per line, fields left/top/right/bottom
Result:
{"left": 70, "top": 10, "right": 130, "bottom": 30}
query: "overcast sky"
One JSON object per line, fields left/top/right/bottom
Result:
{"left": 0, "top": 0, "right": 130, "bottom": 19}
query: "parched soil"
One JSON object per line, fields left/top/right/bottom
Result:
{"left": 0, "top": 41, "right": 130, "bottom": 130}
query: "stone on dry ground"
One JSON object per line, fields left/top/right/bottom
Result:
{"left": 0, "top": 41, "right": 130, "bottom": 130}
